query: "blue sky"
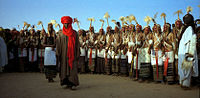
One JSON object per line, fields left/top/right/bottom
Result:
{"left": 0, "top": 0, "right": 199, "bottom": 32}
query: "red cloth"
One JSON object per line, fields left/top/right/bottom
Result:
{"left": 89, "top": 48, "right": 92, "bottom": 66}
{"left": 155, "top": 50, "right": 159, "bottom": 79}
{"left": 61, "top": 16, "right": 76, "bottom": 69}
{"left": 164, "top": 56, "right": 169, "bottom": 76}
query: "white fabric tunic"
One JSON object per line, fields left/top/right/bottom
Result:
{"left": 178, "top": 26, "right": 198, "bottom": 87}
{"left": 44, "top": 47, "right": 56, "bottom": 66}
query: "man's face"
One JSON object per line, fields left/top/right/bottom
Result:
{"left": 99, "top": 29, "right": 103, "bottom": 35}
{"left": 163, "top": 24, "right": 168, "bottom": 32}
{"left": 136, "top": 26, "right": 140, "bottom": 32}
{"left": 125, "top": 26, "right": 129, "bottom": 31}
{"left": 121, "top": 27, "right": 125, "bottom": 32}
{"left": 129, "top": 25, "right": 134, "bottom": 31}
{"left": 175, "top": 21, "right": 182, "bottom": 29}
{"left": 157, "top": 26, "right": 161, "bottom": 32}
{"left": 78, "top": 30, "right": 82, "bottom": 35}
{"left": 144, "top": 27, "right": 150, "bottom": 33}
{"left": 107, "top": 27, "right": 111, "bottom": 33}
{"left": 114, "top": 27, "right": 119, "bottom": 33}
{"left": 64, "top": 23, "right": 69, "bottom": 29}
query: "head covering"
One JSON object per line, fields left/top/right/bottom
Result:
{"left": 136, "top": 24, "right": 142, "bottom": 30}
{"left": 183, "top": 13, "right": 194, "bottom": 25}
{"left": 61, "top": 16, "right": 76, "bottom": 69}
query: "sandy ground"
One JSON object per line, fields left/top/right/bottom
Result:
{"left": 0, "top": 72, "right": 199, "bottom": 98}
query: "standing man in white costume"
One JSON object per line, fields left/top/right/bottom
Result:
{"left": 178, "top": 10, "right": 198, "bottom": 88}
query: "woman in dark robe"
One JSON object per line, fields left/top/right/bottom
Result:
{"left": 43, "top": 23, "right": 57, "bottom": 82}
{"left": 56, "top": 16, "right": 80, "bottom": 89}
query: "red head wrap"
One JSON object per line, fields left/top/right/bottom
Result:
{"left": 61, "top": 16, "right": 76, "bottom": 69}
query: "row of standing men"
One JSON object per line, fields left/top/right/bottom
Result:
{"left": 0, "top": 18, "right": 199, "bottom": 86}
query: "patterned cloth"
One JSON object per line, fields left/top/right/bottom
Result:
{"left": 44, "top": 66, "right": 57, "bottom": 79}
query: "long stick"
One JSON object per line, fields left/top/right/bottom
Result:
{"left": 107, "top": 18, "right": 109, "bottom": 27}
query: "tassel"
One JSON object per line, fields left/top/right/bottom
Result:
{"left": 89, "top": 48, "right": 92, "bottom": 66}
{"left": 105, "top": 56, "right": 108, "bottom": 65}
{"left": 164, "top": 57, "right": 169, "bottom": 76}
{"left": 155, "top": 50, "right": 159, "bottom": 79}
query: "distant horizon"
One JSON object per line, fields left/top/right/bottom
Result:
{"left": 0, "top": 0, "right": 199, "bottom": 32}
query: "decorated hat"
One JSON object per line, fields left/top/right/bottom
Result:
{"left": 74, "top": 18, "right": 81, "bottom": 30}
{"left": 87, "top": 17, "right": 95, "bottom": 28}
{"left": 144, "top": 16, "right": 152, "bottom": 28}
{"left": 161, "top": 12, "right": 167, "bottom": 24}
{"left": 104, "top": 12, "right": 110, "bottom": 27}
{"left": 100, "top": 19, "right": 105, "bottom": 29}
{"left": 174, "top": 9, "right": 183, "bottom": 21}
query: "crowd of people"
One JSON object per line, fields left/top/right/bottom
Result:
{"left": 0, "top": 8, "right": 200, "bottom": 89}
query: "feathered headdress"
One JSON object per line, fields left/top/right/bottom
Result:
{"left": 87, "top": 17, "right": 95, "bottom": 28}
{"left": 100, "top": 19, "right": 104, "bottom": 29}
{"left": 161, "top": 13, "right": 166, "bottom": 24}
{"left": 26, "top": 24, "right": 31, "bottom": 29}
{"left": 125, "top": 16, "right": 130, "bottom": 25}
{"left": 111, "top": 19, "right": 116, "bottom": 24}
{"left": 128, "top": 14, "right": 135, "bottom": 24}
{"left": 111, "top": 19, "right": 117, "bottom": 27}
{"left": 51, "top": 20, "right": 57, "bottom": 25}
{"left": 23, "top": 21, "right": 28, "bottom": 30}
{"left": 55, "top": 23, "right": 61, "bottom": 31}
{"left": 132, "top": 15, "right": 138, "bottom": 25}
{"left": 152, "top": 12, "right": 158, "bottom": 24}
{"left": 144, "top": 16, "right": 152, "bottom": 26}
{"left": 187, "top": 6, "right": 193, "bottom": 14}
{"left": 104, "top": 12, "right": 110, "bottom": 26}
{"left": 37, "top": 21, "right": 44, "bottom": 29}
{"left": 174, "top": 10, "right": 183, "bottom": 20}
{"left": 74, "top": 18, "right": 80, "bottom": 30}
{"left": 119, "top": 16, "right": 125, "bottom": 27}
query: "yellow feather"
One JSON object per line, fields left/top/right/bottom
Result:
{"left": 174, "top": 10, "right": 183, "bottom": 20}
{"left": 104, "top": 12, "right": 110, "bottom": 19}
{"left": 87, "top": 17, "right": 95, "bottom": 27}
{"left": 24, "top": 21, "right": 27, "bottom": 27}
{"left": 91, "top": 18, "right": 95, "bottom": 22}
{"left": 87, "top": 18, "right": 91, "bottom": 21}
{"left": 26, "top": 24, "right": 31, "bottom": 29}
{"left": 100, "top": 19, "right": 104, "bottom": 28}
{"left": 125, "top": 16, "right": 131, "bottom": 24}
{"left": 187, "top": 6, "right": 193, "bottom": 14}
{"left": 144, "top": 16, "right": 152, "bottom": 26}
{"left": 87, "top": 18, "right": 95, "bottom": 21}
{"left": 51, "top": 20, "right": 56, "bottom": 25}
{"left": 111, "top": 19, "right": 116, "bottom": 23}
{"left": 55, "top": 23, "right": 58, "bottom": 28}
{"left": 100, "top": 19, "right": 104, "bottom": 23}
{"left": 37, "top": 21, "right": 42, "bottom": 25}
{"left": 119, "top": 16, "right": 125, "bottom": 22}
{"left": 154, "top": 12, "right": 158, "bottom": 19}
{"left": 129, "top": 14, "right": 135, "bottom": 21}
{"left": 161, "top": 13, "right": 166, "bottom": 19}
{"left": 161, "top": 13, "right": 166, "bottom": 23}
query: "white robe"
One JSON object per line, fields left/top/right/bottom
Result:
{"left": 178, "top": 26, "right": 198, "bottom": 87}
{"left": 0, "top": 37, "right": 8, "bottom": 67}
